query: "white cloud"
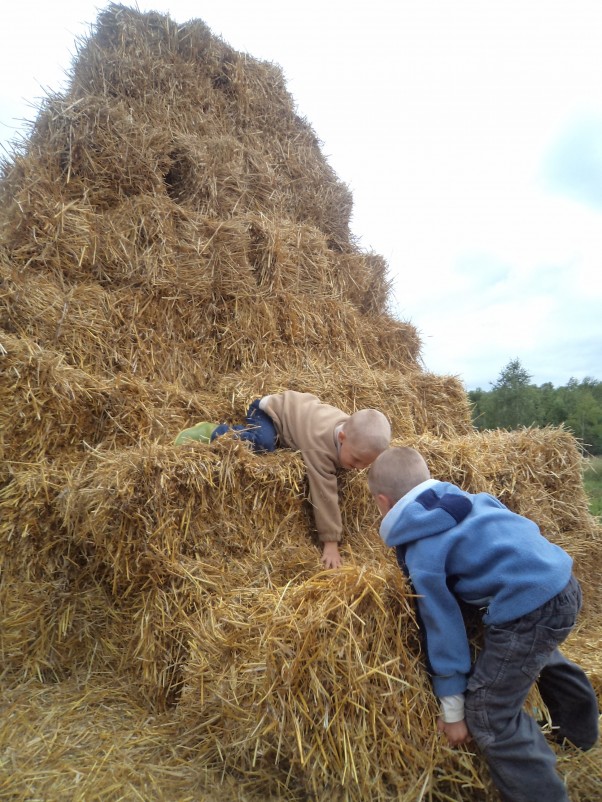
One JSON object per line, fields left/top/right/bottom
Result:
{"left": 542, "top": 114, "right": 602, "bottom": 209}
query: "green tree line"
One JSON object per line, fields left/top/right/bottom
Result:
{"left": 468, "top": 358, "right": 602, "bottom": 455}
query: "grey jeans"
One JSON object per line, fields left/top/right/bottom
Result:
{"left": 464, "top": 574, "right": 598, "bottom": 802}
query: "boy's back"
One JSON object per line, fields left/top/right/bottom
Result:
{"left": 382, "top": 480, "right": 573, "bottom": 627}
{"left": 263, "top": 391, "right": 348, "bottom": 456}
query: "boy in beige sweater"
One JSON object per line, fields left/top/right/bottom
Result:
{"left": 175, "top": 391, "right": 391, "bottom": 568}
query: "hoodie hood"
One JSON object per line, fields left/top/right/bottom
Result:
{"left": 380, "top": 480, "right": 473, "bottom": 547}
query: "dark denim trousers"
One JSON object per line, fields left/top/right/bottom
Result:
{"left": 211, "top": 398, "right": 278, "bottom": 453}
{"left": 464, "top": 574, "right": 598, "bottom": 802}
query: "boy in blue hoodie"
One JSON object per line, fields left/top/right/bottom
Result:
{"left": 368, "top": 446, "right": 598, "bottom": 802}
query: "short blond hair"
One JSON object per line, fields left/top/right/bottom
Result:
{"left": 342, "top": 409, "right": 391, "bottom": 457}
{"left": 368, "top": 447, "right": 430, "bottom": 503}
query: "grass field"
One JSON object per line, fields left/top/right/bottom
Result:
{"left": 583, "top": 455, "right": 602, "bottom": 519}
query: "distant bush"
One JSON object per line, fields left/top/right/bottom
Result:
{"left": 583, "top": 456, "right": 602, "bottom": 518}
{"left": 469, "top": 360, "right": 602, "bottom": 455}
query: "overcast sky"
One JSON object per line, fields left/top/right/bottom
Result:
{"left": 1, "top": 1, "right": 601, "bottom": 390}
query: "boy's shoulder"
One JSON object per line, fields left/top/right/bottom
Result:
{"left": 416, "top": 481, "right": 506, "bottom": 510}
{"left": 414, "top": 482, "right": 474, "bottom": 525}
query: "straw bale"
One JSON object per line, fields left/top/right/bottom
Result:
{"left": 0, "top": 454, "right": 123, "bottom": 681}
{"left": 0, "top": 154, "right": 100, "bottom": 276}
{"left": 176, "top": 17, "right": 233, "bottom": 66}
{"left": 0, "top": 330, "right": 230, "bottom": 456}
{"left": 0, "top": 334, "right": 132, "bottom": 459}
{"left": 565, "top": 631, "right": 602, "bottom": 699}
{"left": 0, "top": 267, "right": 219, "bottom": 383}
{"left": 0, "top": 667, "right": 598, "bottom": 802}
{"left": 177, "top": 566, "right": 589, "bottom": 802}
{"left": 0, "top": 671, "right": 219, "bottom": 802}
{"left": 111, "top": 583, "right": 193, "bottom": 706}
{"left": 402, "top": 371, "right": 474, "bottom": 438}
{"left": 86, "top": 4, "right": 183, "bottom": 58}
{"left": 0, "top": 262, "right": 109, "bottom": 351}
{"left": 274, "top": 142, "right": 353, "bottom": 247}
{"left": 3, "top": 398, "right": 598, "bottom": 721}
{"left": 67, "top": 198, "right": 388, "bottom": 308}
{"left": 61, "top": 5, "right": 353, "bottom": 241}
{"left": 34, "top": 95, "right": 170, "bottom": 207}
{"left": 203, "top": 293, "right": 421, "bottom": 375}
{"left": 55, "top": 442, "right": 319, "bottom": 705}
{"left": 0, "top": 461, "right": 72, "bottom": 571}
{"left": 187, "top": 217, "right": 259, "bottom": 297}
{"left": 71, "top": 5, "right": 235, "bottom": 119}
{"left": 331, "top": 250, "right": 392, "bottom": 315}
{"left": 55, "top": 426, "right": 600, "bottom": 715}
{"left": 164, "top": 134, "right": 282, "bottom": 219}
{"left": 0, "top": 565, "right": 119, "bottom": 682}
{"left": 248, "top": 216, "right": 347, "bottom": 297}
{"left": 53, "top": 546, "right": 320, "bottom": 710}
{"left": 99, "top": 544, "right": 318, "bottom": 709}
{"left": 209, "top": 47, "right": 301, "bottom": 134}
{"left": 555, "top": 744, "right": 602, "bottom": 802}
{"left": 0, "top": 0, "right": 417, "bottom": 383}
{"left": 59, "top": 441, "right": 310, "bottom": 594}
{"left": 1, "top": 259, "right": 421, "bottom": 387}
{"left": 71, "top": 11, "right": 225, "bottom": 121}
{"left": 246, "top": 215, "right": 391, "bottom": 314}
{"left": 90, "top": 288, "right": 216, "bottom": 382}
{"left": 412, "top": 427, "right": 595, "bottom": 536}
{"left": 94, "top": 194, "right": 245, "bottom": 295}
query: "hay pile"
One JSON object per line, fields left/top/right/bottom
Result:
{"left": 0, "top": 5, "right": 600, "bottom": 800}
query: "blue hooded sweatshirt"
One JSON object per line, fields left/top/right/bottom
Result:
{"left": 380, "top": 479, "right": 573, "bottom": 697}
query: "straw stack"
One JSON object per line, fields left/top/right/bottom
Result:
{"left": 1, "top": 4, "right": 600, "bottom": 800}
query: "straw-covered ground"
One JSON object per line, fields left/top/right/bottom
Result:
{"left": 1, "top": 5, "right": 600, "bottom": 800}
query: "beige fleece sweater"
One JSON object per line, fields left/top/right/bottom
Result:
{"left": 262, "top": 391, "right": 349, "bottom": 543}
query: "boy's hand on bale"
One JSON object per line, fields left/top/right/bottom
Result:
{"left": 437, "top": 717, "right": 471, "bottom": 747}
{"left": 321, "top": 541, "right": 343, "bottom": 569}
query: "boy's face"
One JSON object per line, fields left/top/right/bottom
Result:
{"left": 337, "top": 431, "right": 377, "bottom": 470}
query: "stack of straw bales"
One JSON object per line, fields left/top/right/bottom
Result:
{"left": 1, "top": 5, "right": 600, "bottom": 800}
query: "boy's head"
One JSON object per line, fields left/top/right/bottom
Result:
{"left": 368, "top": 446, "right": 430, "bottom": 515}
{"left": 337, "top": 409, "right": 391, "bottom": 470}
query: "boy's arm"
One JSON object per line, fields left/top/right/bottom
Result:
{"left": 302, "top": 456, "right": 344, "bottom": 547}
{"left": 409, "top": 571, "right": 472, "bottom": 746}
{"left": 408, "top": 566, "right": 472, "bottom": 697}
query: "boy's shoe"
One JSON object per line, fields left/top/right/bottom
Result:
{"left": 174, "top": 422, "right": 217, "bottom": 445}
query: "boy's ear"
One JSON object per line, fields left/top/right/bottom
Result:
{"left": 375, "top": 493, "right": 393, "bottom": 515}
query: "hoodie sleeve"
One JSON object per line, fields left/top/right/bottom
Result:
{"left": 408, "top": 563, "right": 473, "bottom": 697}
{"left": 303, "top": 452, "right": 343, "bottom": 542}
{"left": 382, "top": 486, "right": 475, "bottom": 698}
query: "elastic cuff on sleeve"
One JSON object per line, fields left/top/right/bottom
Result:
{"left": 439, "top": 694, "right": 465, "bottom": 723}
